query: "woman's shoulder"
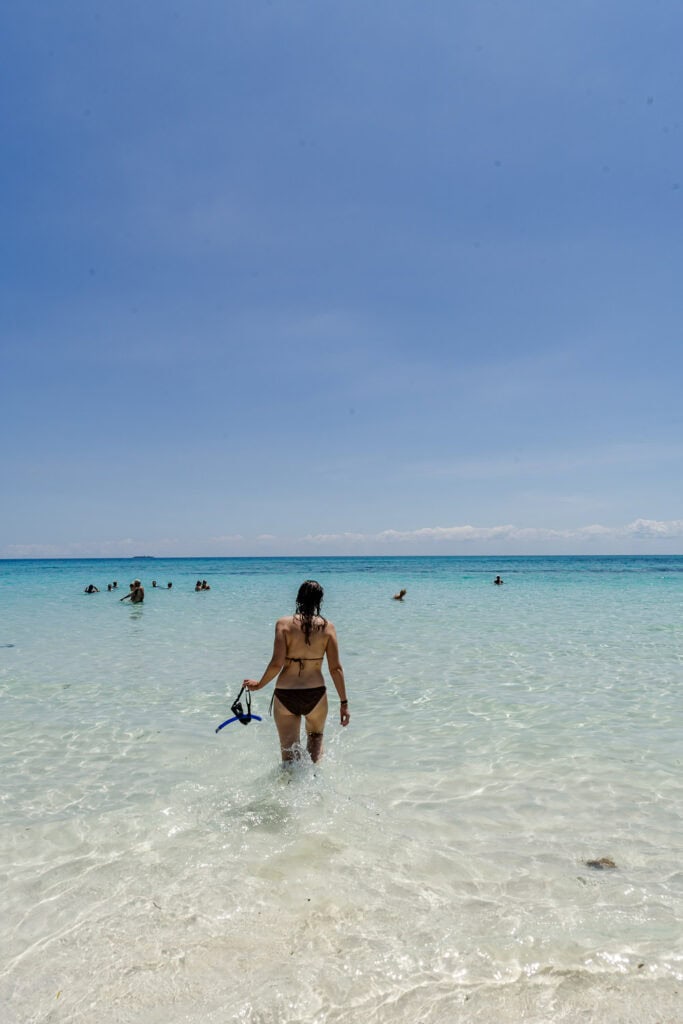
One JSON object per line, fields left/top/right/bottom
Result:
{"left": 276, "top": 615, "right": 296, "bottom": 629}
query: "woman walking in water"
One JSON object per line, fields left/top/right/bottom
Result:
{"left": 244, "top": 580, "right": 349, "bottom": 764}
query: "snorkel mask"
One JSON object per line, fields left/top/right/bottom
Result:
{"left": 215, "top": 685, "right": 263, "bottom": 733}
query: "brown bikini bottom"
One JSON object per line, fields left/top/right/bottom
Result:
{"left": 273, "top": 686, "right": 327, "bottom": 717}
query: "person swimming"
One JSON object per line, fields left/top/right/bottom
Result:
{"left": 243, "top": 580, "right": 350, "bottom": 764}
{"left": 84, "top": 584, "right": 99, "bottom": 594}
{"left": 494, "top": 575, "right": 504, "bottom": 585}
{"left": 393, "top": 588, "right": 407, "bottom": 600}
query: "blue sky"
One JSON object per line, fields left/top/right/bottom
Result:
{"left": 3, "top": 0, "right": 682, "bottom": 556}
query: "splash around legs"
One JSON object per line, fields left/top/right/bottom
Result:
{"left": 273, "top": 690, "right": 328, "bottom": 764}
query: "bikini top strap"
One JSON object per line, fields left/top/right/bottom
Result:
{"left": 286, "top": 655, "right": 324, "bottom": 675}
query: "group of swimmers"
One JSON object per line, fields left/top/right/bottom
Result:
{"left": 84, "top": 579, "right": 219, "bottom": 602}
{"left": 81, "top": 573, "right": 506, "bottom": 767}
{"left": 84, "top": 579, "right": 218, "bottom": 604}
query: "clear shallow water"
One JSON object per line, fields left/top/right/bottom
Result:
{"left": 1, "top": 556, "right": 682, "bottom": 1023}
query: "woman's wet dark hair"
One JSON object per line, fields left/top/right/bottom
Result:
{"left": 295, "top": 580, "right": 326, "bottom": 644}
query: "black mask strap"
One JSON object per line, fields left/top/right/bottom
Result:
{"left": 230, "top": 685, "right": 253, "bottom": 724}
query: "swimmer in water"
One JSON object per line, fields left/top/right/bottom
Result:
{"left": 120, "top": 580, "right": 144, "bottom": 604}
{"left": 243, "top": 580, "right": 349, "bottom": 764}
{"left": 393, "top": 588, "right": 407, "bottom": 600}
{"left": 494, "top": 575, "right": 504, "bottom": 585}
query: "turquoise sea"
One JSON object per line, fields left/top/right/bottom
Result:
{"left": 1, "top": 556, "right": 682, "bottom": 1024}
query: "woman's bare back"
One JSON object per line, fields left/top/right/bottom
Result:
{"left": 277, "top": 614, "right": 332, "bottom": 688}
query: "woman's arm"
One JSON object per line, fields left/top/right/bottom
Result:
{"left": 244, "top": 619, "right": 287, "bottom": 691}
{"left": 325, "top": 624, "right": 350, "bottom": 727}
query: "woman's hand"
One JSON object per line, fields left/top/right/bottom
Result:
{"left": 243, "top": 678, "right": 264, "bottom": 691}
{"left": 340, "top": 703, "right": 350, "bottom": 727}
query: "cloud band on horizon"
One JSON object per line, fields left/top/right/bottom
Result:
{"left": 3, "top": 519, "right": 683, "bottom": 559}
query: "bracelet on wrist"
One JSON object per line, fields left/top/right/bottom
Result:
{"left": 340, "top": 699, "right": 348, "bottom": 705}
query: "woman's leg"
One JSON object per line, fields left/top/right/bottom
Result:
{"left": 273, "top": 696, "right": 302, "bottom": 763}
{"left": 304, "top": 692, "right": 328, "bottom": 763}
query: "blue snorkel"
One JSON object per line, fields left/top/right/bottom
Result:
{"left": 215, "top": 685, "right": 262, "bottom": 733}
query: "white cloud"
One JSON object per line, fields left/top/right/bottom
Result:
{"left": 4, "top": 520, "right": 683, "bottom": 559}
{"left": 377, "top": 525, "right": 516, "bottom": 543}
{"left": 299, "top": 519, "right": 683, "bottom": 549}
{"left": 301, "top": 532, "right": 368, "bottom": 545}
{"left": 624, "top": 518, "right": 683, "bottom": 538}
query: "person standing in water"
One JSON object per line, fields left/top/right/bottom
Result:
{"left": 120, "top": 580, "right": 144, "bottom": 604}
{"left": 243, "top": 580, "right": 349, "bottom": 764}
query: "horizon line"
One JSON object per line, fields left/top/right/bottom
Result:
{"left": 1, "top": 552, "right": 682, "bottom": 562}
